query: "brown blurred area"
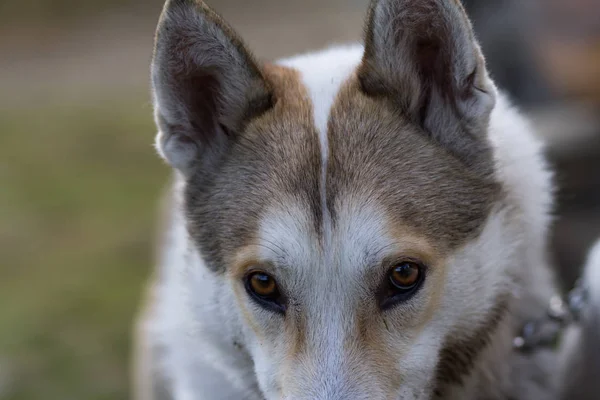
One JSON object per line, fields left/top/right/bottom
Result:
{"left": 0, "top": 0, "right": 599, "bottom": 399}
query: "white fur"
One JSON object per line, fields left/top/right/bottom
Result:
{"left": 487, "top": 92, "right": 556, "bottom": 318}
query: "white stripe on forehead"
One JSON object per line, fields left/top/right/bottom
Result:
{"left": 278, "top": 45, "right": 364, "bottom": 245}
{"left": 278, "top": 45, "right": 363, "bottom": 139}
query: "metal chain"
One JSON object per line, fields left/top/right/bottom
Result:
{"left": 513, "top": 279, "right": 589, "bottom": 352}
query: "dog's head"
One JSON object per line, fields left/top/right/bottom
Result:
{"left": 151, "top": 0, "right": 549, "bottom": 398}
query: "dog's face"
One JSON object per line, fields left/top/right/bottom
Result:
{"left": 151, "top": 0, "right": 520, "bottom": 398}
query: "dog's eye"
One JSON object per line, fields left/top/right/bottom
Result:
{"left": 390, "top": 262, "right": 421, "bottom": 290}
{"left": 380, "top": 261, "right": 425, "bottom": 309}
{"left": 249, "top": 272, "right": 277, "bottom": 297}
{"left": 245, "top": 271, "right": 285, "bottom": 313}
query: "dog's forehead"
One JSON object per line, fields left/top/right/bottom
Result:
{"left": 275, "top": 45, "right": 499, "bottom": 252}
{"left": 186, "top": 46, "right": 499, "bottom": 272}
{"left": 256, "top": 198, "right": 441, "bottom": 280}
{"left": 256, "top": 199, "right": 397, "bottom": 267}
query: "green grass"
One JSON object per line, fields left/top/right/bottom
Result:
{"left": 0, "top": 94, "right": 168, "bottom": 399}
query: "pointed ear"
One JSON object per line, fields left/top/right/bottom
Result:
{"left": 359, "top": 0, "right": 496, "bottom": 170}
{"left": 151, "top": 0, "right": 272, "bottom": 173}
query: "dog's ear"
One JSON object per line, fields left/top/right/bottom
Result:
{"left": 151, "top": 0, "right": 271, "bottom": 173}
{"left": 359, "top": 0, "right": 496, "bottom": 170}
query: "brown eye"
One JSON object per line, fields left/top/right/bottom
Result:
{"left": 249, "top": 272, "right": 277, "bottom": 297}
{"left": 380, "top": 261, "right": 425, "bottom": 310}
{"left": 245, "top": 271, "right": 285, "bottom": 313}
{"left": 390, "top": 262, "right": 421, "bottom": 290}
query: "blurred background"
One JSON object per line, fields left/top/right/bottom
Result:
{"left": 0, "top": 0, "right": 599, "bottom": 398}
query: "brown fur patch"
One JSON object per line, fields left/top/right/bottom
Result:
{"left": 229, "top": 245, "right": 263, "bottom": 280}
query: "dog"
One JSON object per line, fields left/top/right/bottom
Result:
{"left": 133, "top": 0, "right": 600, "bottom": 398}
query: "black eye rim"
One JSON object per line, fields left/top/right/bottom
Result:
{"left": 244, "top": 270, "right": 286, "bottom": 314}
{"left": 379, "top": 259, "right": 426, "bottom": 310}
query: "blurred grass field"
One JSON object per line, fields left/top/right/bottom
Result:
{"left": 0, "top": 94, "right": 167, "bottom": 399}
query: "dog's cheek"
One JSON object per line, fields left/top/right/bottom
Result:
{"left": 226, "top": 276, "right": 288, "bottom": 389}
{"left": 250, "top": 347, "right": 287, "bottom": 399}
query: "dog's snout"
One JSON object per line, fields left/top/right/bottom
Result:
{"left": 282, "top": 353, "right": 388, "bottom": 400}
